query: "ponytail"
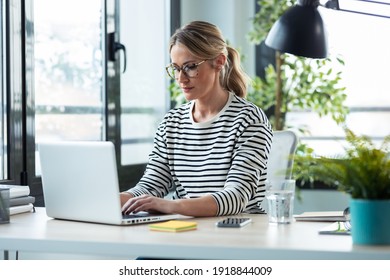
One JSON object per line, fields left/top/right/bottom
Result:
{"left": 221, "top": 46, "right": 250, "bottom": 98}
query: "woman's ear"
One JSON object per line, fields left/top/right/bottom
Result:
{"left": 214, "top": 53, "right": 226, "bottom": 70}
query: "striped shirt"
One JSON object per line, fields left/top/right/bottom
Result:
{"left": 127, "top": 92, "right": 273, "bottom": 215}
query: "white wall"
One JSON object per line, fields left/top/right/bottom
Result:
{"left": 294, "top": 189, "right": 350, "bottom": 214}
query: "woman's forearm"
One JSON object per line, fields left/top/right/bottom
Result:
{"left": 172, "top": 195, "right": 218, "bottom": 217}
{"left": 121, "top": 192, "right": 218, "bottom": 217}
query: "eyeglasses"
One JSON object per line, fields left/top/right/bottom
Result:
{"left": 165, "top": 60, "right": 207, "bottom": 79}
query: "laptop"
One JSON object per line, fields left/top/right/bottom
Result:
{"left": 39, "top": 141, "right": 188, "bottom": 225}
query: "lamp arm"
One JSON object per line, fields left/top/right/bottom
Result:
{"left": 323, "top": 0, "right": 390, "bottom": 19}
{"left": 335, "top": 9, "right": 390, "bottom": 19}
{"left": 274, "top": 51, "right": 283, "bottom": 131}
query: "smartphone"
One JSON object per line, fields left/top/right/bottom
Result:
{"left": 216, "top": 217, "right": 252, "bottom": 228}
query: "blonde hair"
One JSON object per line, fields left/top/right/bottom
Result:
{"left": 169, "top": 21, "right": 249, "bottom": 98}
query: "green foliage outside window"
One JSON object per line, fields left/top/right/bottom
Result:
{"left": 248, "top": 0, "right": 349, "bottom": 131}
{"left": 294, "top": 128, "right": 390, "bottom": 199}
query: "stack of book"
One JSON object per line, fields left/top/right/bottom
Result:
{"left": 7, "top": 185, "right": 35, "bottom": 215}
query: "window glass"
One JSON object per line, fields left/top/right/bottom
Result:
{"left": 119, "top": 0, "right": 169, "bottom": 165}
{"left": 0, "top": 1, "right": 5, "bottom": 179}
{"left": 34, "top": 0, "right": 104, "bottom": 174}
{"left": 287, "top": 3, "right": 390, "bottom": 156}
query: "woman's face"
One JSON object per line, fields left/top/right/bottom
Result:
{"left": 170, "top": 43, "right": 220, "bottom": 102}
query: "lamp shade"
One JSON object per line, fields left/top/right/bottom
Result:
{"left": 265, "top": 0, "right": 328, "bottom": 58}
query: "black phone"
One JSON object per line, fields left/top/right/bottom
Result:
{"left": 216, "top": 217, "right": 252, "bottom": 228}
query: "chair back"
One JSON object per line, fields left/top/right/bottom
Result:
{"left": 267, "top": 130, "right": 298, "bottom": 182}
{"left": 261, "top": 130, "right": 298, "bottom": 212}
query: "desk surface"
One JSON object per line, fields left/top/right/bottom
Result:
{"left": 1, "top": 207, "right": 389, "bottom": 259}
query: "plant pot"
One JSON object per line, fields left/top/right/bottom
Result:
{"left": 350, "top": 198, "right": 390, "bottom": 245}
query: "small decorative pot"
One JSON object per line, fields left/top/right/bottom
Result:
{"left": 350, "top": 198, "right": 390, "bottom": 245}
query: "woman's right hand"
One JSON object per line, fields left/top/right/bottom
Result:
{"left": 120, "top": 192, "right": 134, "bottom": 207}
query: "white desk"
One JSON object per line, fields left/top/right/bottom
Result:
{"left": 1, "top": 207, "right": 389, "bottom": 260}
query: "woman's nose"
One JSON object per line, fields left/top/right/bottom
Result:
{"left": 176, "top": 70, "right": 189, "bottom": 82}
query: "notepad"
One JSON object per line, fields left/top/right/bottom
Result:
{"left": 149, "top": 220, "right": 197, "bottom": 232}
{"left": 294, "top": 211, "right": 346, "bottom": 222}
{"left": 319, "top": 221, "right": 351, "bottom": 235}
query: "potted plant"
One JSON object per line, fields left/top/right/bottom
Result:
{"left": 295, "top": 127, "right": 390, "bottom": 245}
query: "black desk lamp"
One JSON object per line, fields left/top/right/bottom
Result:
{"left": 265, "top": 0, "right": 390, "bottom": 59}
{"left": 265, "top": 0, "right": 327, "bottom": 58}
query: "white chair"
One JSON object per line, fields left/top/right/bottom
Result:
{"left": 267, "top": 130, "right": 299, "bottom": 182}
{"left": 261, "top": 130, "right": 299, "bottom": 211}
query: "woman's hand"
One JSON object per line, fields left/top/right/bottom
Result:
{"left": 121, "top": 194, "right": 175, "bottom": 215}
{"left": 121, "top": 193, "right": 218, "bottom": 217}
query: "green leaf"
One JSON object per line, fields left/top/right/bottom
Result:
{"left": 294, "top": 128, "right": 390, "bottom": 199}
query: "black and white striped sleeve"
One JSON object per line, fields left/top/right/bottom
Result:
{"left": 210, "top": 109, "right": 273, "bottom": 215}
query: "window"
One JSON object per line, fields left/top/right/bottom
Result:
{"left": 287, "top": 1, "right": 390, "bottom": 156}
{"left": 0, "top": 0, "right": 5, "bottom": 180}
{"left": 119, "top": 0, "right": 170, "bottom": 166}
{"left": 1, "top": 0, "right": 171, "bottom": 205}
{"left": 34, "top": 0, "right": 105, "bottom": 175}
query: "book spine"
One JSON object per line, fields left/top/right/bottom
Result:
{"left": 9, "top": 196, "right": 35, "bottom": 207}
{"left": 10, "top": 203, "right": 34, "bottom": 215}
{"left": 1, "top": 185, "right": 31, "bottom": 199}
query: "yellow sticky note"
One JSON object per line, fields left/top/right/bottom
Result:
{"left": 149, "top": 220, "right": 197, "bottom": 232}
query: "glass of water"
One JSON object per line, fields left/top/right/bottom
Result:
{"left": 265, "top": 179, "right": 296, "bottom": 224}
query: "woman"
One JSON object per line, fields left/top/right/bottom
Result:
{"left": 121, "top": 21, "right": 272, "bottom": 217}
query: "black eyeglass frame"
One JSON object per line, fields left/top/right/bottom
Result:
{"left": 165, "top": 60, "right": 207, "bottom": 79}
